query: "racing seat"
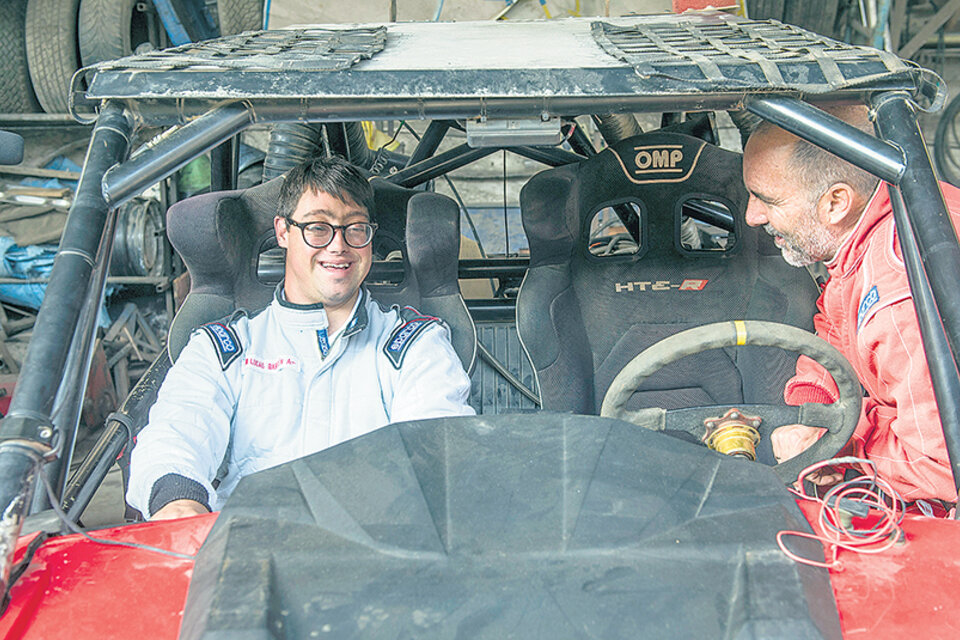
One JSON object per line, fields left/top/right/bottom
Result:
{"left": 165, "top": 176, "right": 476, "bottom": 372}
{"left": 107, "top": 176, "right": 475, "bottom": 519}
{"left": 515, "top": 131, "right": 819, "bottom": 414}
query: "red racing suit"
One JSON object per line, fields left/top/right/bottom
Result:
{"left": 785, "top": 182, "right": 960, "bottom": 504}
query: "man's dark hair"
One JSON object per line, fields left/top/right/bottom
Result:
{"left": 278, "top": 155, "right": 375, "bottom": 220}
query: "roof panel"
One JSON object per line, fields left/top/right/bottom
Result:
{"left": 73, "top": 13, "right": 941, "bottom": 122}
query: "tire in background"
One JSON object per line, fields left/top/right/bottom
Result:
{"left": 25, "top": 0, "right": 82, "bottom": 114}
{"left": 0, "top": 0, "right": 41, "bottom": 113}
{"left": 935, "top": 92, "right": 960, "bottom": 188}
{"left": 217, "top": 0, "right": 263, "bottom": 35}
{"left": 79, "top": 0, "right": 151, "bottom": 66}
{"left": 746, "top": 0, "right": 843, "bottom": 40}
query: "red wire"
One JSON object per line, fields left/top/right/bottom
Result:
{"left": 776, "top": 457, "right": 904, "bottom": 569}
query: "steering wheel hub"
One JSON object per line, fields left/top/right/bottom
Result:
{"left": 600, "top": 320, "right": 862, "bottom": 483}
{"left": 702, "top": 408, "right": 762, "bottom": 461}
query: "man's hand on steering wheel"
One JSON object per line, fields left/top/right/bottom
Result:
{"left": 600, "top": 321, "right": 862, "bottom": 484}
{"left": 772, "top": 424, "right": 842, "bottom": 486}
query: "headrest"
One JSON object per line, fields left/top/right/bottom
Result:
{"left": 166, "top": 176, "right": 284, "bottom": 309}
{"left": 521, "top": 132, "right": 747, "bottom": 264}
{"left": 406, "top": 192, "right": 460, "bottom": 298}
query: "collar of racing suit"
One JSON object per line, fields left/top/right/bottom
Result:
{"left": 823, "top": 182, "right": 887, "bottom": 279}
{"left": 272, "top": 282, "right": 369, "bottom": 339}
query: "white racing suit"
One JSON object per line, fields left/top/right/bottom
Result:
{"left": 126, "top": 287, "right": 474, "bottom": 517}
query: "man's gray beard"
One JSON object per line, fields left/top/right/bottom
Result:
{"left": 763, "top": 222, "right": 837, "bottom": 267}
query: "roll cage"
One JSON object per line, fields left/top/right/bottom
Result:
{"left": 0, "top": 12, "right": 959, "bottom": 598}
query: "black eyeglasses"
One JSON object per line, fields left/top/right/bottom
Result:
{"left": 285, "top": 218, "right": 378, "bottom": 249}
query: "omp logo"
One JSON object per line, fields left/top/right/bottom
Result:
{"left": 614, "top": 279, "right": 708, "bottom": 292}
{"left": 634, "top": 145, "right": 684, "bottom": 173}
{"left": 610, "top": 139, "right": 705, "bottom": 185}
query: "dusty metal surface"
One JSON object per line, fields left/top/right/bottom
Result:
{"left": 73, "top": 14, "right": 939, "bottom": 123}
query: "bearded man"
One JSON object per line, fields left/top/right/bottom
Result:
{"left": 742, "top": 104, "right": 960, "bottom": 510}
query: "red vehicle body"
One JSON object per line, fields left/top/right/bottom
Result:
{"left": 1, "top": 10, "right": 960, "bottom": 640}
{"left": 3, "top": 501, "right": 960, "bottom": 639}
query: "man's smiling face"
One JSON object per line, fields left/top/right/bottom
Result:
{"left": 275, "top": 187, "right": 373, "bottom": 314}
{"left": 742, "top": 130, "right": 840, "bottom": 267}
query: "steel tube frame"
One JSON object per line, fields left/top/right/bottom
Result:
{"left": 873, "top": 93, "right": 960, "bottom": 364}
{"left": 508, "top": 146, "right": 585, "bottom": 167}
{"left": 35, "top": 204, "right": 121, "bottom": 510}
{"left": 0, "top": 102, "right": 133, "bottom": 592}
{"left": 103, "top": 103, "right": 252, "bottom": 208}
{"left": 62, "top": 353, "right": 172, "bottom": 521}
{"left": 405, "top": 120, "right": 451, "bottom": 167}
{"left": 745, "top": 96, "right": 906, "bottom": 184}
{"left": 888, "top": 186, "right": 960, "bottom": 503}
{"left": 209, "top": 135, "right": 239, "bottom": 192}
{"left": 875, "top": 94, "right": 960, "bottom": 497}
{"left": 62, "top": 421, "right": 127, "bottom": 521}
{"left": 2, "top": 102, "right": 132, "bottom": 443}
{"left": 386, "top": 143, "right": 497, "bottom": 188}
{"left": 565, "top": 122, "right": 597, "bottom": 158}
{"left": 117, "top": 92, "right": 887, "bottom": 128}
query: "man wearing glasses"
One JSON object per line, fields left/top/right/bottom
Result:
{"left": 127, "top": 156, "right": 474, "bottom": 520}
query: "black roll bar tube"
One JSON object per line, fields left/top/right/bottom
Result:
{"left": 62, "top": 353, "right": 172, "bottom": 522}
{"left": 386, "top": 143, "right": 497, "bottom": 188}
{"left": 888, "top": 186, "right": 960, "bottom": 506}
{"left": 0, "top": 102, "right": 133, "bottom": 595}
{"left": 209, "top": 135, "right": 239, "bottom": 192}
{"left": 103, "top": 103, "right": 253, "bottom": 208}
{"left": 405, "top": 120, "right": 451, "bottom": 167}
{"left": 509, "top": 146, "right": 586, "bottom": 167}
{"left": 875, "top": 93, "right": 960, "bottom": 501}
{"left": 565, "top": 122, "right": 597, "bottom": 158}
{"left": 745, "top": 96, "right": 907, "bottom": 184}
{"left": 873, "top": 93, "right": 960, "bottom": 363}
{"left": 34, "top": 197, "right": 123, "bottom": 512}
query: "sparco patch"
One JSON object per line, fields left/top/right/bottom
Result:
{"left": 317, "top": 329, "right": 330, "bottom": 358}
{"left": 384, "top": 315, "right": 438, "bottom": 369}
{"left": 201, "top": 322, "right": 242, "bottom": 370}
{"left": 857, "top": 285, "right": 880, "bottom": 331}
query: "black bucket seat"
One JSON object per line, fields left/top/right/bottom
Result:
{"left": 165, "top": 176, "right": 476, "bottom": 372}
{"left": 515, "top": 131, "right": 819, "bottom": 414}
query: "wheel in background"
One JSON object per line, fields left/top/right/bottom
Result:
{"left": 79, "top": 0, "right": 152, "bottom": 66}
{"left": 25, "top": 0, "right": 82, "bottom": 114}
{"left": 217, "top": 0, "right": 263, "bottom": 35}
{"left": 0, "top": 0, "right": 41, "bottom": 113}
{"left": 746, "top": 0, "right": 844, "bottom": 40}
{"left": 935, "top": 92, "right": 960, "bottom": 188}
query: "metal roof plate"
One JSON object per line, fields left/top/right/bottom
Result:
{"left": 73, "top": 13, "right": 942, "bottom": 121}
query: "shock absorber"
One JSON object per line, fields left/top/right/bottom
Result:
{"left": 702, "top": 408, "right": 762, "bottom": 461}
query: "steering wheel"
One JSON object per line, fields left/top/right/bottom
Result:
{"left": 599, "top": 321, "right": 861, "bottom": 483}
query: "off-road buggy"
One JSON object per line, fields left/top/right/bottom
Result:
{"left": 0, "top": 10, "right": 958, "bottom": 640}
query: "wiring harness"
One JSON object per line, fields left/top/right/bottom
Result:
{"left": 777, "top": 456, "right": 905, "bottom": 569}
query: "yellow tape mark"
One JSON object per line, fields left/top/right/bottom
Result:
{"left": 735, "top": 320, "right": 747, "bottom": 346}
